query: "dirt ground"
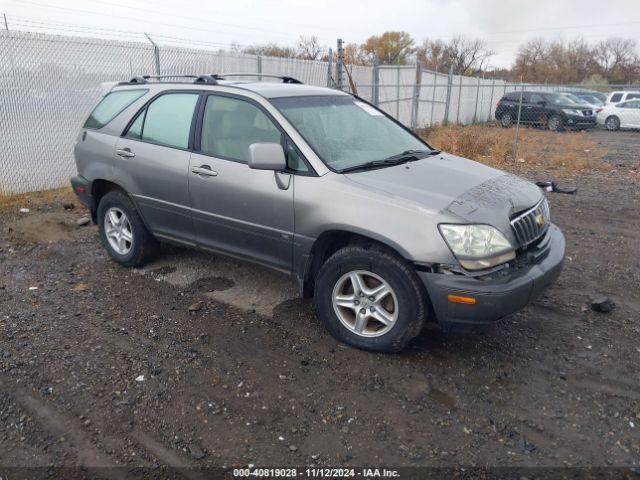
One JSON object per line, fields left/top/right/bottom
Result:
{"left": 1, "top": 129, "right": 639, "bottom": 477}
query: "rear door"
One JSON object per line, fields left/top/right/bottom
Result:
{"left": 113, "top": 91, "right": 200, "bottom": 243}
{"left": 619, "top": 101, "right": 640, "bottom": 128}
{"left": 188, "top": 93, "right": 295, "bottom": 272}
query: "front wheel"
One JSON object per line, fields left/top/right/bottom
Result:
{"left": 547, "top": 115, "right": 563, "bottom": 131}
{"left": 97, "top": 190, "right": 159, "bottom": 267}
{"left": 605, "top": 116, "right": 620, "bottom": 131}
{"left": 314, "top": 245, "right": 428, "bottom": 353}
{"left": 500, "top": 113, "right": 514, "bottom": 128}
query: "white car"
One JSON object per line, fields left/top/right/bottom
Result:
{"left": 605, "top": 91, "right": 640, "bottom": 105}
{"left": 597, "top": 100, "right": 640, "bottom": 130}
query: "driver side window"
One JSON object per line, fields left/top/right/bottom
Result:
{"left": 200, "top": 95, "right": 282, "bottom": 163}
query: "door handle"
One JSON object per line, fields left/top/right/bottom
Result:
{"left": 116, "top": 148, "right": 135, "bottom": 159}
{"left": 191, "top": 165, "right": 218, "bottom": 177}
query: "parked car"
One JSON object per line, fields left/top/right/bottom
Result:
{"left": 495, "top": 91, "right": 596, "bottom": 131}
{"left": 597, "top": 99, "right": 640, "bottom": 130}
{"left": 71, "top": 74, "right": 565, "bottom": 353}
{"left": 557, "top": 92, "right": 601, "bottom": 109}
{"left": 568, "top": 91, "right": 607, "bottom": 105}
{"left": 605, "top": 90, "right": 640, "bottom": 105}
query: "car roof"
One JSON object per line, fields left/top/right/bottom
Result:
{"left": 111, "top": 78, "right": 348, "bottom": 100}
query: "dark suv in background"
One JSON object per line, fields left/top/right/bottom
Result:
{"left": 495, "top": 91, "right": 596, "bottom": 131}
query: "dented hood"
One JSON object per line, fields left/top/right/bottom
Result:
{"left": 343, "top": 152, "right": 543, "bottom": 236}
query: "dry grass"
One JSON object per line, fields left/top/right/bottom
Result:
{"left": 420, "top": 123, "right": 608, "bottom": 172}
{"left": 0, "top": 186, "right": 76, "bottom": 210}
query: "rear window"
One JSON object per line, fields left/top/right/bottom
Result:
{"left": 609, "top": 93, "right": 623, "bottom": 103}
{"left": 84, "top": 89, "right": 147, "bottom": 129}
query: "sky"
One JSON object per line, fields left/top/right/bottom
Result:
{"left": 3, "top": 0, "right": 640, "bottom": 68}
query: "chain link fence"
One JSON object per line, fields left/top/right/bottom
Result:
{"left": 0, "top": 29, "right": 624, "bottom": 195}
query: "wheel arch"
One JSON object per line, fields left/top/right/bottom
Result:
{"left": 301, "top": 228, "right": 414, "bottom": 298}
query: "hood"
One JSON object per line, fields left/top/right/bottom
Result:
{"left": 343, "top": 153, "right": 542, "bottom": 235}
{"left": 558, "top": 102, "right": 592, "bottom": 109}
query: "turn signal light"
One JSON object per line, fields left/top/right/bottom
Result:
{"left": 447, "top": 294, "right": 476, "bottom": 305}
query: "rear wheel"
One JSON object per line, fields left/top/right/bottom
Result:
{"left": 605, "top": 116, "right": 620, "bottom": 131}
{"left": 500, "top": 113, "right": 513, "bottom": 128}
{"left": 547, "top": 115, "right": 563, "bottom": 131}
{"left": 97, "top": 190, "right": 159, "bottom": 267}
{"left": 314, "top": 245, "right": 428, "bottom": 353}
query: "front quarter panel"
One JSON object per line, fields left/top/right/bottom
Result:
{"left": 293, "top": 173, "right": 458, "bottom": 264}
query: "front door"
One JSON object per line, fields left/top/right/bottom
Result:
{"left": 188, "top": 93, "right": 294, "bottom": 272}
{"left": 113, "top": 91, "right": 200, "bottom": 244}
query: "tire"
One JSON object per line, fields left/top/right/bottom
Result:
{"left": 500, "top": 113, "right": 513, "bottom": 128}
{"left": 605, "top": 116, "right": 620, "bottom": 131}
{"left": 547, "top": 115, "right": 563, "bottom": 131}
{"left": 313, "top": 245, "right": 428, "bottom": 353}
{"left": 97, "top": 190, "right": 159, "bottom": 267}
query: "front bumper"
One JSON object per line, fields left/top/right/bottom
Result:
{"left": 418, "top": 225, "right": 565, "bottom": 328}
{"left": 564, "top": 115, "right": 596, "bottom": 129}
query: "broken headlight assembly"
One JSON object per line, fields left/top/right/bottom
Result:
{"left": 438, "top": 224, "right": 515, "bottom": 271}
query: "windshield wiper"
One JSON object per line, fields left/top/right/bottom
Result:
{"left": 339, "top": 149, "right": 441, "bottom": 173}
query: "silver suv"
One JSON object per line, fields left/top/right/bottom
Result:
{"left": 71, "top": 73, "right": 565, "bottom": 352}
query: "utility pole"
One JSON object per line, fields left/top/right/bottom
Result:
{"left": 3, "top": 13, "right": 8, "bottom": 30}
{"left": 336, "top": 38, "right": 344, "bottom": 91}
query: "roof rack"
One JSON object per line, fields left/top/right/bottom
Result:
{"left": 119, "top": 74, "right": 219, "bottom": 86}
{"left": 118, "top": 72, "right": 302, "bottom": 86}
{"left": 211, "top": 73, "right": 303, "bottom": 84}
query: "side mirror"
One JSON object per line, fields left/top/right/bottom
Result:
{"left": 537, "top": 101, "right": 546, "bottom": 106}
{"left": 248, "top": 143, "right": 286, "bottom": 171}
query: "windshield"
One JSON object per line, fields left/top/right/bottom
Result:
{"left": 545, "top": 93, "right": 575, "bottom": 105}
{"left": 271, "top": 95, "right": 429, "bottom": 172}
{"left": 577, "top": 94, "right": 603, "bottom": 105}
{"left": 564, "top": 94, "right": 584, "bottom": 104}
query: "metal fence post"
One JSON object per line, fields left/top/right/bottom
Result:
{"left": 456, "top": 75, "right": 462, "bottom": 123}
{"left": 3, "top": 13, "right": 8, "bottom": 30}
{"left": 144, "top": 32, "right": 161, "bottom": 75}
{"left": 336, "top": 38, "right": 344, "bottom": 90}
{"left": 411, "top": 63, "right": 421, "bottom": 129}
{"left": 513, "top": 81, "right": 524, "bottom": 160}
{"left": 429, "top": 70, "right": 437, "bottom": 126}
{"left": 396, "top": 66, "right": 401, "bottom": 120}
{"left": 372, "top": 56, "right": 380, "bottom": 106}
{"left": 257, "top": 55, "right": 262, "bottom": 81}
{"left": 326, "top": 48, "right": 333, "bottom": 87}
{"left": 443, "top": 66, "right": 453, "bottom": 124}
{"left": 487, "top": 78, "right": 496, "bottom": 122}
{"left": 473, "top": 76, "right": 480, "bottom": 123}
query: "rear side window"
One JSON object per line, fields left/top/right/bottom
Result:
{"left": 627, "top": 93, "right": 640, "bottom": 100}
{"left": 200, "top": 95, "right": 282, "bottom": 162}
{"left": 126, "top": 93, "right": 199, "bottom": 149}
{"left": 84, "top": 89, "right": 147, "bottom": 129}
{"left": 610, "top": 93, "right": 623, "bottom": 103}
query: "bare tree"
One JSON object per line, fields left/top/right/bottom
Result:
{"left": 416, "top": 36, "right": 494, "bottom": 74}
{"left": 594, "top": 37, "right": 639, "bottom": 83}
{"left": 296, "top": 35, "right": 323, "bottom": 61}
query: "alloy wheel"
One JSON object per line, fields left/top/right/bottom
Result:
{"left": 104, "top": 207, "right": 133, "bottom": 255}
{"left": 331, "top": 270, "right": 399, "bottom": 338}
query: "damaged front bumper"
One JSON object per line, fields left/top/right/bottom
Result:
{"left": 418, "top": 224, "right": 565, "bottom": 329}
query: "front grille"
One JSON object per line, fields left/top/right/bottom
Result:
{"left": 510, "top": 198, "right": 550, "bottom": 249}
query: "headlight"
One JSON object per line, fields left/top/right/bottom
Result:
{"left": 562, "top": 108, "right": 582, "bottom": 116}
{"left": 439, "top": 224, "right": 515, "bottom": 270}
